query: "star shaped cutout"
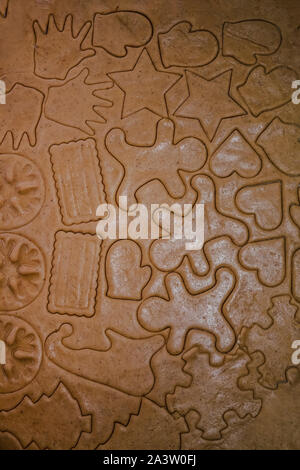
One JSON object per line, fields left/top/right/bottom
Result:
{"left": 109, "top": 48, "right": 181, "bottom": 118}
{"left": 175, "top": 70, "right": 246, "bottom": 140}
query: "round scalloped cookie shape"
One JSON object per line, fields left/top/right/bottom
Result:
{"left": 158, "top": 22, "right": 219, "bottom": 68}
{"left": 222, "top": 19, "right": 282, "bottom": 65}
{"left": 92, "top": 11, "right": 153, "bottom": 57}
{"left": 0, "top": 233, "right": 45, "bottom": 311}
{"left": 0, "top": 315, "right": 42, "bottom": 393}
{"left": 0, "top": 154, "right": 45, "bottom": 230}
{"left": 257, "top": 118, "right": 300, "bottom": 176}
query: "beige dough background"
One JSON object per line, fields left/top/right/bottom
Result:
{"left": 0, "top": 0, "right": 299, "bottom": 450}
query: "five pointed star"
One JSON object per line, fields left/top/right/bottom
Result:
{"left": 109, "top": 48, "right": 181, "bottom": 118}
{"left": 176, "top": 70, "right": 246, "bottom": 140}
